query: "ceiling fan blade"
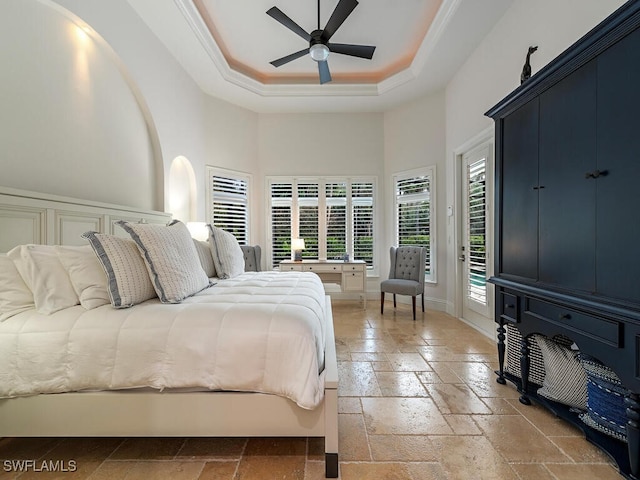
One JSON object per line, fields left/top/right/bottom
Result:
{"left": 328, "top": 43, "right": 375, "bottom": 59}
{"left": 321, "top": 0, "right": 358, "bottom": 42}
{"left": 270, "top": 48, "right": 309, "bottom": 68}
{"left": 266, "top": 7, "right": 311, "bottom": 42}
{"left": 318, "top": 60, "right": 332, "bottom": 84}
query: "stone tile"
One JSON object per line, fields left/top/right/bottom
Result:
{"left": 507, "top": 399, "right": 582, "bottom": 437}
{"left": 406, "top": 462, "right": 449, "bottom": 480}
{"left": 243, "top": 438, "right": 306, "bottom": 456}
{"left": 425, "top": 362, "right": 464, "bottom": 383}
{"left": 473, "top": 415, "right": 572, "bottom": 463}
{"left": 385, "top": 352, "right": 432, "bottom": 371}
{"left": 426, "top": 383, "right": 492, "bottom": 414}
{"left": 94, "top": 461, "right": 205, "bottom": 480}
{"left": 338, "top": 414, "right": 370, "bottom": 461}
{"left": 338, "top": 396, "right": 361, "bottom": 414}
{"left": 0, "top": 437, "right": 62, "bottom": 460}
{"left": 508, "top": 463, "right": 555, "bottom": 479}
{"left": 337, "top": 361, "right": 382, "bottom": 397}
{"left": 431, "top": 436, "right": 519, "bottom": 480}
{"left": 444, "top": 415, "right": 482, "bottom": 435}
{"left": 481, "top": 397, "right": 521, "bottom": 415}
{"left": 550, "top": 436, "right": 614, "bottom": 464}
{"left": 177, "top": 438, "right": 246, "bottom": 460}
{"left": 339, "top": 462, "right": 414, "bottom": 480}
{"left": 197, "top": 461, "right": 238, "bottom": 479}
{"left": 375, "top": 371, "right": 429, "bottom": 397}
{"left": 236, "top": 456, "right": 305, "bottom": 480}
{"left": 544, "top": 463, "right": 623, "bottom": 480}
{"left": 368, "top": 435, "right": 437, "bottom": 461}
{"left": 349, "top": 352, "right": 387, "bottom": 362}
{"left": 416, "top": 371, "right": 443, "bottom": 384}
{"left": 361, "top": 397, "right": 452, "bottom": 435}
{"left": 347, "top": 338, "right": 400, "bottom": 353}
{"left": 110, "top": 438, "right": 185, "bottom": 460}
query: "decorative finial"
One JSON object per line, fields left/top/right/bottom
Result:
{"left": 520, "top": 45, "right": 538, "bottom": 84}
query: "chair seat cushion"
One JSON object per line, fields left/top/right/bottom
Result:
{"left": 380, "top": 279, "right": 421, "bottom": 296}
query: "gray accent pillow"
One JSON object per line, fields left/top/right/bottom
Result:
{"left": 117, "top": 220, "right": 210, "bottom": 303}
{"left": 208, "top": 225, "right": 245, "bottom": 279}
{"left": 535, "top": 335, "right": 587, "bottom": 410}
{"left": 193, "top": 239, "right": 216, "bottom": 278}
{"left": 82, "top": 231, "right": 157, "bottom": 308}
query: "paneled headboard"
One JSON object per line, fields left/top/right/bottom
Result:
{"left": 0, "top": 187, "right": 172, "bottom": 253}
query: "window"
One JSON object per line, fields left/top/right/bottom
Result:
{"left": 267, "top": 177, "right": 376, "bottom": 271}
{"left": 206, "top": 167, "right": 250, "bottom": 245}
{"left": 393, "top": 167, "right": 436, "bottom": 282}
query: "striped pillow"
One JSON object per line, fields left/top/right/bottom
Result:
{"left": 117, "top": 220, "right": 210, "bottom": 303}
{"left": 82, "top": 232, "right": 156, "bottom": 308}
{"left": 208, "top": 225, "right": 244, "bottom": 279}
{"left": 193, "top": 239, "right": 216, "bottom": 278}
{"left": 535, "top": 335, "right": 587, "bottom": 410}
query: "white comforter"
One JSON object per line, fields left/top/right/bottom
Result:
{"left": 0, "top": 271, "right": 327, "bottom": 409}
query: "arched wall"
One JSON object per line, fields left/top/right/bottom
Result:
{"left": 0, "top": 0, "right": 162, "bottom": 210}
{"left": 168, "top": 156, "right": 197, "bottom": 222}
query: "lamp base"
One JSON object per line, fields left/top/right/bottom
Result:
{"left": 294, "top": 250, "right": 302, "bottom": 261}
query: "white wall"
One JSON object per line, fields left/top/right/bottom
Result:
{"left": 257, "top": 113, "right": 385, "bottom": 265}
{"left": 0, "top": 0, "right": 259, "bottom": 219}
{"left": 383, "top": 91, "right": 447, "bottom": 310}
{"left": 443, "top": 0, "right": 626, "bottom": 336}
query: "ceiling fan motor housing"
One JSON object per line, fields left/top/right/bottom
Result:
{"left": 309, "top": 30, "right": 329, "bottom": 62}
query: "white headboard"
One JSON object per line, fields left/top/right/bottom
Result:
{"left": 0, "top": 187, "right": 172, "bottom": 253}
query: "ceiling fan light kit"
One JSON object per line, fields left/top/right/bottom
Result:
{"left": 267, "top": 0, "right": 376, "bottom": 84}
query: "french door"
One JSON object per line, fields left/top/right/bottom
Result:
{"left": 460, "top": 143, "right": 493, "bottom": 325}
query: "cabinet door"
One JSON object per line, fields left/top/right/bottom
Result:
{"left": 538, "top": 61, "right": 597, "bottom": 292}
{"left": 596, "top": 27, "right": 640, "bottom": 304}
{"left": 500, "top": 98, "right": 539, "bottom": 281}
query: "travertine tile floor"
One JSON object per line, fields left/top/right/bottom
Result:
{"left": 0, "top": 301, "right": 623, "bottom": 479}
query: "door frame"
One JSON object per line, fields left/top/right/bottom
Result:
{"left": 453, "top": 127, "right": 495, "bottom": 337}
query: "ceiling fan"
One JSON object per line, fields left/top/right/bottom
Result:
{"left": 266, "top": 0, "right": 376, "bottom": 84}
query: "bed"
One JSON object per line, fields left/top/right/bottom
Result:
{"left": 0, "top": 187, "right": 340, "bottom": 477}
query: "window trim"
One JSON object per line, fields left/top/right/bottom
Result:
{"left": 265, "top": 176, "right": 378, "bottom": 274}
{"left": 205, "top": 166, "right": 252, "bottom": 245}
{"left": 392, "top": 166, "right": 437, "bottom": 284}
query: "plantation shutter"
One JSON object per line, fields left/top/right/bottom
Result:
{"left": 211, "top": 174, "right": 248, "bottom": 245}
{"left": 270, "top": 182, "right": 293, "bottom": 265}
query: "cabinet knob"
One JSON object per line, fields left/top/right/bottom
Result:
{"left": 559, "top": 313, "right": 571, "bottom": 320}
{"left": 505, "top": 303, "right": 515, "bottom": 309}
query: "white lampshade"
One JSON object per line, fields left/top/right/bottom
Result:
{"left": 186, "top": 222, "right": 210, "bottom": 241}
{"left": 309, "top": 44, "right": 329, "bottom": 62}
{"left": 291, "top": 238, "right": 306, "bottom": 251}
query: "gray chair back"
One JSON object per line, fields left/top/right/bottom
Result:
{"left": 241, "top": 245, "right": 262, "bottom": 272}
{"left": 388, "top": 246, "right": 426, "bottom": 286}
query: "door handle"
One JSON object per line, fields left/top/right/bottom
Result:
{"left": 459, "top": 254, "right": 466, "bottom": 261}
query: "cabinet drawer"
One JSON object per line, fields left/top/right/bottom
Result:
{"left": 343, "top": 272, "right": 365, "bottom": 291}
{"left": 344, "top": 264, "right": 365, "bottom": 272}
{"left": 304, "top": 264, "right": 342, "bottom": 273}
{"left": 524, "top": 297, "right": 622, "bottom": 347}
{"left": 281, "top": 264, "right": 303, "bottom": 271}
{"left": 499, "top": 292, "right": 519, "bottom": 323}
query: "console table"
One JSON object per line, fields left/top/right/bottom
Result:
{"left": 280, "top": 260, "right": 367, "bottom": 306}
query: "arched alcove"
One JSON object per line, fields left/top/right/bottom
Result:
{"left": 169, "top": 156, "right": 197, "bottom": 222}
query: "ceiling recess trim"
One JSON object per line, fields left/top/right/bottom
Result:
{"left": 174, "top": 0, "right": 459, "bottom": 98}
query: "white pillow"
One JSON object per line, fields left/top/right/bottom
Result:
{"left": 117, "top": 220, "right": 210, "bottom": 303}
{"left": 55, "top": 245, "right": 110, "bottom": 310}
{"left": 0, "top": 254, "right": 35, "bottom": 321}
{"left": 7, "top": 245, "right": 79, "bottom": 315}
{"left": 82, "top": 232, "right": 157, "bottom": 308}
{"left": 193, "top": 239, "right": 216, "bottom": 278}
{"left": 208, "top": 225, "right": 245, "bottom": 279}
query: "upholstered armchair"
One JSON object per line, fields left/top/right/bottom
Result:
{"left": 241, "top": 245, "right": 262, "bottom": 272}
{"left": 380, "top": 246, "right": 426, "bottom": 321}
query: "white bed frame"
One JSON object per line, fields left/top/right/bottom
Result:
{"left": 0, "top": 187, "right": 340, "bottom": 478}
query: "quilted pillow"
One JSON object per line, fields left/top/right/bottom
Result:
{"left": 7, "top": 244, "right": 79, "bottom": 315}
{"left": 193, "top": 239, "right": 216, "bottom": 278}
{"left": 82, "top": 232, "right": 156, "bottom": 308}
{"left": 0, "top": 254, "right": 35, "bottom": 321}
{"left": 535, "top": 335, "right": 587, "bottom": 410}
{"left": 208, "top": 225, "right": 244, "bottom": 279}
{"left": 117, "top": 220, "right": 210, "bottom": 303}
{"left": 579, "top": 355, "right": 629, "bottom": 442}
{"left": 55, "top": 245, "right": 110, "bottom": 310}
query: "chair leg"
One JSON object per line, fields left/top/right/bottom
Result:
{"left": 421, "top": 293, "right": 424, "bottom": 312}
{"left": 380, "top": 292, "right": 384, "bottom": 314}
{"left": 393, "top": 294, "right": 396, "bottom": 308}
{"left": 412, "top": 296, "right": 416, "bottom": 321}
